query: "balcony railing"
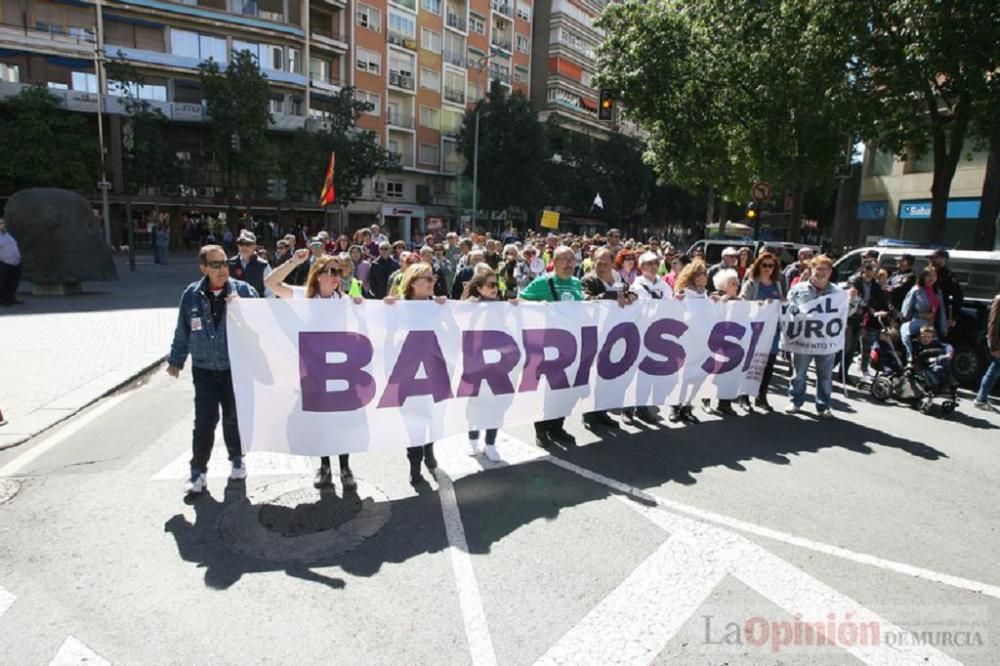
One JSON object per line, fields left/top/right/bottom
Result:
{"left": 387, "top": 111, "right": 415, "bottom": 128}
{"left": 490, "top": 36, "right": 512, "bottom": 52}
{"left": 445, "top": 12, "right": 467, "bottom": 31}
{"left": 388, "top": 71, "right": 415, "bottom": 90}
{"left": 491, "top": 0, "right": 512, "bottom": 17}
{"left": 443, "top": 86, "right": 465, "bottom": 104}
{"left": 312, "top": 28, "right": 347, "bottom": 44}
{"left": 387, "top": 30, "right": 418, "bottom": 50}
{"left": 443, "top": 48, "right": 466, "bottom": 67}
{"left": 489, "top": 68, "right": 511, "bottom": 84}
{"left": 390, "top": 151, "right": 414, "bottom": 167}
{"left": 310, "top": 71, "right": 342, "bottom": 87}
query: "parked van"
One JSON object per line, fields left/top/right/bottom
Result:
{"left": 834, "top": 247, "right": 1000, "bottom": 385}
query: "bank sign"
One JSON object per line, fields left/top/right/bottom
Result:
{"left": 899, "top": 199, "right": 981, "bottom": 220}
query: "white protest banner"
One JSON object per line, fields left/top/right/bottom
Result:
{"left": 227, "top": 299, "right": 780, "bottom": 455}
{"left": 779, "top": 289, "right": 849, "bottom": 355}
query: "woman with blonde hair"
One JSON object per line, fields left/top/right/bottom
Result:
{"left": 265, "top": 249, "right": 362, "bottom": 490}
{"left": 674, "top": 258, "right": 710, "bottom": 298}
{"left": 385, "top": 262, "right": 448, "bottom": 485}
{"left": 462, "top": 265, "right": 507, "bottom": 461}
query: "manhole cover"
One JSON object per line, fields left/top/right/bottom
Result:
{"left": 258, "top": 488, "right": 363, "bottom": 536}
{"left": 219, "top": 479, "right": 392, "bottom": 563}
{"left": 0, "top": 479, "right": 19, "bottom": 504}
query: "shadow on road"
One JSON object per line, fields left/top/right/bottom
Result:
{"left": 163, "top": 412, "right": 947, "bottom": 590}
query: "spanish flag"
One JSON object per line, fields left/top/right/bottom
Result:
{"left": 319, "top": 151, "right": 336, "bottom": 206}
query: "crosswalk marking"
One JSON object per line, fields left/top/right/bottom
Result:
{"left": 49, "top": 636, "right": 109, "bottom": 665}
{"left": 0, "top": 585, "right": 14, "bottom": 621}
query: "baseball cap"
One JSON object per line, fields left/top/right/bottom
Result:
{"left": 237, "top": 230, "right": 256, "bottom": 244}
{"left": 639, "top": 251, "right": 660, "bottom": 265}
{"left": 722, "top": 247, "right": 740, "bottom": 257}
{"left": 308, "top": 238, "right": 323, "bottom": 249}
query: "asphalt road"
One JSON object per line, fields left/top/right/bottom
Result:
{"left": 0, "top": 364, "right": 998, "bottom": 665}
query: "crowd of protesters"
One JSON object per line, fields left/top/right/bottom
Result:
{"left": 166, "top": 223, "right": 1000, "bottom": 496}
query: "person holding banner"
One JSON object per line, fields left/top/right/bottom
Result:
{"left": 462, "top": 266, "right": 506, "bottom": 461}
{"left": 784, "top": 255, "right": 843, "bottom": 418}
{"left": 668, "top": 259, "right": 712, "bottom": 424}
{"left": 265, "top": 249, "right": 361, "bottom": 491}
{"left": 167, "top": 245, "right": 259, "bottom": 496}
{"left": 520, "top": 246, "right": 585, "bottom": 446}
{"left": 739, "top": 252, "right": 785, "bottom": 412}
{"left": 624, "top": 251, "right": 672, "bottom": 424}
{"left": 385, "top": 263, "right": 448, "bottom": 485}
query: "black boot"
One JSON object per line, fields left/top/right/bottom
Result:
{"left": 313, "top": 463, "right": 333, "bottom": 489}
{"left": 423, "top": 443, "right": 438, "bottom": 473}
{"left": 668, "top": 406, "right": 682, "bottom": 423}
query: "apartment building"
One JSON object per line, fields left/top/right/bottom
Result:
{"left": 528, "top": 0, "right": 609, "bottom": 137}
{"left": 856, "top": 145, "right": 991, "bottom": 248}
{"left": 0, "top": 0, "right": 533, "bottom": 241}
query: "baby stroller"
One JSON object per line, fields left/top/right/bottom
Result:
{"left": 867, "top": 315, "right": 958, "bottom": 415}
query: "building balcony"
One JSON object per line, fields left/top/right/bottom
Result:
{"left": 443, "top": 86, "right": 465, "bottom": 105}
{"left": 0, "top": 23, "right": 95, "bottom": 58}
{"left": 491, "top": 0, "right": 513, "bottom": 17}
{"left": 445, "top": 12, "right": 467, "bottom": 32}
{"left": 488, "top": 68, "right": 511, "bottom": 84}
{"left": 387, "top": 31, "right": 419, "bottom": 51}
{"left": 310, "top": 72, "right": 343, "bottom": 91}
{"left": 490, "top": 37, "right": 512, "bottom": 52}
{"left": 387, "top": 111, "right": 415, "bottom": 129}
{"left": 101, "top": 0, "right": 305, "bottom": 38}
{"left": 390, "top": 151, "right": 414, "bottom": 167}
{"left": 311, "top": 30, "right": 348, "bottom": 53}
{"left": 388, "top": 71, "right": 415, "bottom": 91}
{"left": 443, "top": 49, "right": 466, "bottom": 68}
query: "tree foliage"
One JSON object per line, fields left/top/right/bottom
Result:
{"left": 597, "top": 0, "right": 870, "bottom": 239}
{"left": 199, "top": 50, "right": 274, "bottom": 198}
{"left": 280, "top": 87, "right": 395, "bottom": 206}
{"left": 0, "top": 86, "right": 96, "bottom": 193}
{"left": 458, "top": 80, "right": 548, "bottom": 218}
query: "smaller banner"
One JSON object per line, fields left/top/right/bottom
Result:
{"left": 779, "top": 290, "right": 849, "bottom": 355}
{"left": 540, "top": 210, "right": 560, "bottom": 229}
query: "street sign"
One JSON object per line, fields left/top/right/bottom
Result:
{"left": 540, "top": 210, "right": 560, "bottom": 229}
{"left": 97, "top": 181, "right": 112, "bottom": 190}
{"left": 751, "top": 181, "right": 772, "bottom": 203}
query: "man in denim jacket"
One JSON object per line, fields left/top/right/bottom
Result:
{"left": 167, "top": 245, "right": 258, "bottom": 495}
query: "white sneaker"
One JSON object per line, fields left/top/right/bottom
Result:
{"left": 973, "top": 400, "right": 998, "bottom": 413}
{"left": 468, "top": 439, "right": 483, "bottom": 456}
{"left": 484, "top": 445, "right": 502, "bottom": 462}
{"left": 185, "top": 471, "right": 206, "bottom": 495}
{"left": 229, "top": 458, "right": 247, "bottom": 480}
{"left": 784, "top": 404, "right": 801, "bottom": 414}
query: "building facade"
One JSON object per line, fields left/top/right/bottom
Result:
{"left": 0, "top": 0, "right": 533, "bottom": 243}
{"left": 856, "top": 144, "right": 991, "bottom": 248}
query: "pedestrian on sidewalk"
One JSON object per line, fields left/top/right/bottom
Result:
{"left": 167, "top": 245, "right": 258, "bottom": 496}
{"left": 973, "top": 292, "right": 1000, "bottom": 412}
{"left": 0, "top": 218, "right": 24, "bottom": 306}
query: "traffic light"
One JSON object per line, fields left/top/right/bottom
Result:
{"left": 746, "top": 203, "right": 758, "bottom": 222}
{"left": 598, "top": 88, "right": 614, "bottom": 121}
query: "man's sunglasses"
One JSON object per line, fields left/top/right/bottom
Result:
{"left": 205, "top": 260, "right": 227, "bottom": 269}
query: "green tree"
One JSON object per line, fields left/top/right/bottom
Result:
{"left": 106, "top": 60, "right": 179, "bottom": 196}
{"left": 199, "top": 50, "right": 274, "bottom": 208}
{"left": 281, "top": 88, "right": 396, "bottom": 207}
{"left": 458, "top": 80, "right": 548, "bottom": 221}
{"left": 597, "top": 0, "right": 869, "bottom": 240}
{"left": 0, "top": 86, "right": 96, "bottom": 192}
{"left": 856, "top": 0, "right": 1000, "bottom": 245}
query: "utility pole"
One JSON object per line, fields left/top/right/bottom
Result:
{"left": 93, "top": 0, "right": 111, "bottom": 246}
{"left": 470, "top": 53, "right": 493, "bottom": 231}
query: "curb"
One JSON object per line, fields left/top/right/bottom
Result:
{"left": 0, "top": 356, "right": 166, "bottom": 453}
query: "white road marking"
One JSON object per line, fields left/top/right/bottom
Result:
{"left": 0, "top": 585, "right": 14, "bottom": 621}
{"left": 536, "top": 532, "right": 728, "bottom": 665}
{"left": 436, "top": 470, "right": 498, "bottom": 666}
{"left": 151, "top": 448, "right": 314, "bottom": 480}
{"left": 0, "top": 394, "right": 132, "bottom": 478}
{"left": 49, "top": 636, "right": 109, "bottom": 665}
{"left": 536, "top": 454, "right": 962, "bottom": 665}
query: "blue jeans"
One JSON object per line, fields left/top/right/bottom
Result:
{"left": 977, "top": 356, "right": 1000, "bottom": 402}
{"left": 469, "top": 429, "right": 497, "bottom": 445}
{"left": 789, "top": 353, "right": 836, "bottom": 410}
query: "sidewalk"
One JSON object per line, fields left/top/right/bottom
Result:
{"left": 0, "top": 252, "right": 199, "bottom": 449}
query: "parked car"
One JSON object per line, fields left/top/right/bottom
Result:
{"left": 686, "top": 239, "right": 819, "bottom": 267}
{"left": 833, "top": 247, "right": 1000, "bottom": 386}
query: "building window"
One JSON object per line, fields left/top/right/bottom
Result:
{"left": 444, "top": 68, "right": 465, "bottom": 104}
{"left": 357, "top": 4, "right": 381, "bottom": 32}
{"left": 514, "top": 65, "right": 528, "bottom": 84}
{"left": 388, "top": 10, "right": 416, "bottom": 39}
{"left": 356, "top": 90, "right": 381, "bottom": 115}
{"left": 386, "top": 181, "right": 404, "bottom": 198}
{"left": 420, "top": 67, "right": 441, "bottom": 91}
{"left": 515, "top": 33, "right": 529, "bottom": 53}
{"left": 516, "top": 0, "right": 530, "bottom": 21}
{"left": 469, "top": 13, "right": 485, "bottom": 34}
{"left": 288, "top": 47, "right": 302, "bottom": 73}
{"left": 269, "top": 95, "right": 284, "bottom": 114}
{"left": 442, "top": 140, "right": 459, "bottom": 173}
{"left": 290, "top": 96, "right": 303, "bottom": 115}
{"left": 389, "top": 0, "right": 416, "bottom": 12}
{"left": 71, "top": 71, "right": 98, "bottom": 93}
{"left": 169, "top": 29, "right": 199, "bottom": 58}
{"left": 389, "top": 50, "right": 415, "bottom": 78}
{"left": 261, "top": 43, "right": 283, "bottom": 70}
{"left": 419, "top": 143, "right": 440, "bottom": 166}
{"left": 47, "top": 82, "right": 69, "bottom": 90}
{"left": 110, "top": 79, "right": 167, "bottom": 101}
{"left": 0, "top": 63, "right": 20, "bottom": 83}
{"left": 422, "top": 0, "right": 441, "bottom": 15}
{"left": 419, "top": 105, "right": 439, "bottom": 129}
{"left": 357, "top": 48, "right": 382, "bottom": 75}
{"left": 421, "top": 28, "right": 442, "bottom": 53}
{"left": 199, "top": 34, "right": 228, "bottom": 63}
{"left": 441, "top": 108, "right": 463, "bottom": 135}
{"left": 232, "top": 40, "right": 259, "bottom": 61}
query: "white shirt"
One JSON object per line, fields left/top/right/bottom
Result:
{"left": 682, "top": 288, "right": 708, "bottom": 300}
{"left": 289, "top": 285, "right": 342, "bottom": 299}
{"left": 0, "top": 232, "right": 20, "bottom": 266}
{"left": 630, "top": 274, "right": 673, "bottom": 301}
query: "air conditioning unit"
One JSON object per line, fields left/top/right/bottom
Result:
{"left": 416, "top": 184, "right": 431, "bottom": 204}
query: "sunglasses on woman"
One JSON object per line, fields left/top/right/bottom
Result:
{"left": 484, "top": 281, "right": 499, "bottom": 288}
{"left": 761, "top": 262, "right": 775, "bottom": 268}
{"left": 319, "top": 267, "right": 340, "bottom": 276}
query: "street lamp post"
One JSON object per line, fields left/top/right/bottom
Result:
{"left": 93, "top": 0, "right": 111, "bottom": 246}
{"left": 470, "top": 53, "right": 493, "bottom": 232}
